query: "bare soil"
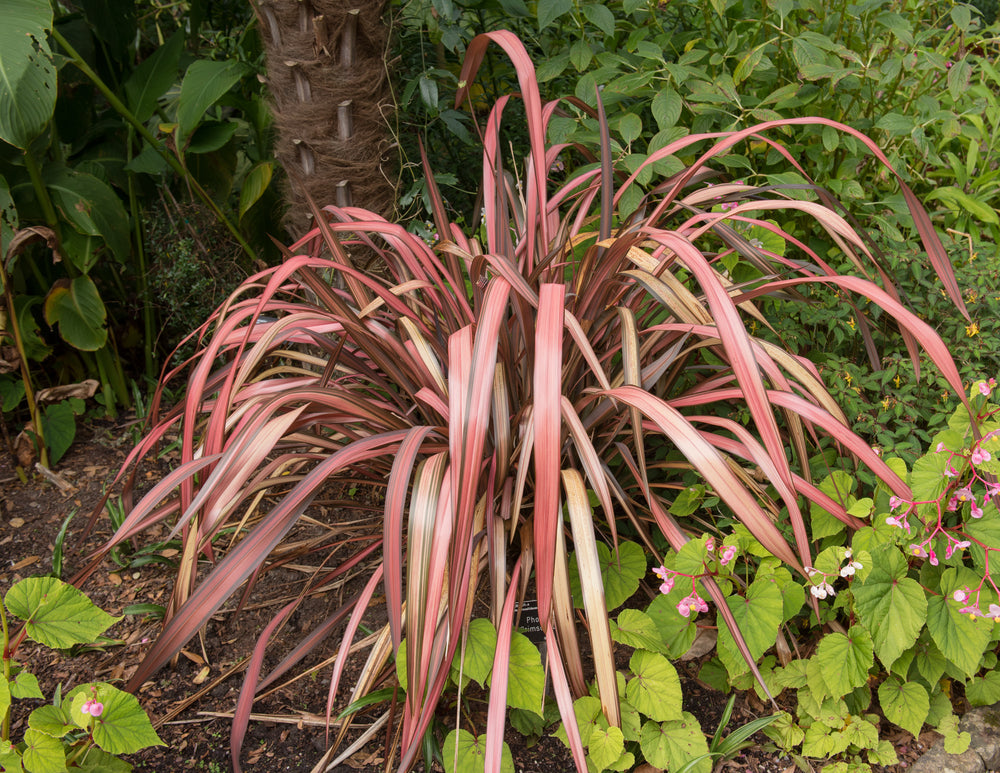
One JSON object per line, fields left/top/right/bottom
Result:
{"left": 0, "top": 419, "right": 945, "bottom": 772}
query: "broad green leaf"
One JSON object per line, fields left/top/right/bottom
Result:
{"left": 810, "top": 470, "right": 854, "bottom": 539}
{"left": 762, "top": 711, "right": 804, "bottom": 750}
{"left": 452, "top": 618, "right": 497, "bottom": 688}
{"left": 239, "top": 161, "right": 274, "bottom": 219}
{"left": 536, "top": 0, "right": 572, "bottom": 31}
{"left": 27, "top": 705, "right": 74, "bottom": 738}
{"left": 939, "top": 714, "right": 971, "bottom": 754}
{"left": 569, "top": 541, "right": 645, "bottom": 610}
{"left": 581, "top": 3, "right": 615, "bottom": 36}
{"left": 177, "top": 59, "right": 250, "bottom": 139}
{"left": 651, "top": 90, "right": 682, "bottom": 131}
{"left": 852, "top": 545, "right": 926, "bottom": 668}
{"left": 42, "top": 166, "right": 130, "bottom": 267}
{"left": 186, "top": 120, "right": 239, "bottom": 154}
{"left": 40, "top": 401, "right": 76, "bottom": 466}
{"left": 926, "top": 569, "right": 992, "bottom": 677}
{"left": 878, "top": 676, "right": 928, "bottom": 738}
{"left": 869, "top": 739, "right": 899, "bottom": 766}
{"left": 124, "top": 31, "right": 184, "bottom": 122}
{"left": 5, "top": 577, "right": 120, "bottom": 649}
{"left": 717, "top": 579, "right": 783, "bottom": 677}
{"left": 966, "top": 669, "right": 1000, "bottom": 707}
{"left": 814, "top": 626, "right": 873, "bottom": 697}
{"left": 0, "top": 739, "right": 22, "bottom": 773}
{"left": 442, "top": 729, "right": 514, "bottom": 773}
{"left": 569, "top": 39, "right": 592, "bottom": 72}
{"left": 72, "top": 748, "right": 132, "bottom": 773}
{"left": 22, "top": 728, "right": 65, "bottom": 773}
{"left": 646, "top": 593, "right": 696, "bottom": 658}
{"left": 68, "top": 683, "right": 163, "bottom": 754}
{"left": 965, "top": 502, "right": 1000, "bottom": 577}
{"left": 913, "top": 632, "right": 949, "bottom": 686}
{"left": 0, "top": 0, "right": 56, "bottom": 148}
{"left": 10, "top": 670, "right": 42, "bottom": 700}
{"left": 618, "top": 113, "right": 642, "bottom": 145}
{"left": 610, "top": 609, "right": 664, "bottom": 653}
{"left": 554, "top": 695, "right": 601, "bottom": 748}
{"left": 625, "top": 650, "right": 681, "bottom": 722}
{"left": 495, "top": 631, "right": 544, "bottom": 716}
{"left": 639, "top": 714, "right": 710, "bottom": 773}
{"left": 43, "top": 276, "right": 108, "bottom": 351}
{"left": 841, "top": 715, "right": 879, "bottom": 750}
{"left": 588, "top": 724, "right": 625, "bottom": 771}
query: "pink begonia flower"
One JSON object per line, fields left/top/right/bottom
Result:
{"left": 889, "top": 496, "right": 903, "bottom": 510}
{"left": 677, "top": 593, "right": 709, "bottom": 618}
{"left": 936, "top": 442, "right": 947, "bottom": 453}
{"left": 946, "top": 540, "right": 971, "bottom": 559}
{"left": 653, "top": 565, "right": 670, "bottom": 581}
{"left": 659, "top": 577, "right": 675, "bottom": 595}
{"left": 979, "top": 379, "right": 995, "bottom": 397}
{"left": 81, "top": 699, "right": 104, "bottom": 718}
{"left": 719, "top": 545, "right": 737, "bottom": 566}
{"left": 947, "top": 496, "right": 959, "bottom": 512}
{"left": 972, "top": 447, "right": 992, "bottom": 465}
{"left": 961, "top": 604, "right": 982, "bottom": 619}
{"left": 987, "top": 603, "right": 1000, "bottom": 621}
{"left": 653, "top": 566, "right": 675, "bottom": 595}
{"left": 971, "top": 501, "right": 984, "bottom": 519}
{"left": 705, "top": 537, "right": 715, "bottom": 552}
{"left": 840, "top": 559, "right": 863, "bottom": 578}
{"left": 955, "top": 487, "right": 975, "bottom": 503}
{"left": 909, "top": 544, "right": 928, "bottom": 558}
{"left": 986, "top": 484, "right": 1000, "bottom": 505}
{"left": 945, "top": 464, "right": 959, "bottom": 478}
{"left": 809, "top": 581, "right": 836, "bottom": 599}
{"left": 928, "top": 549, "right": 939, "bottom": 566}
{"left": 885, "top": 514, "right": 910, "bottom": 530}
{"left": 954, "top": 588, "right": 970, "bottom": 603}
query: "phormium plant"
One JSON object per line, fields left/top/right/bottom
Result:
{"left": 83, "top": 32, "right": 973, "bottom": 772}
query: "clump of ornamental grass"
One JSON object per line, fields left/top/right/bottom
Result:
{"left": 80, "top": 32, "right": 971, "bottom": 773}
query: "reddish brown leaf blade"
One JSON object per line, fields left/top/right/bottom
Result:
{"left": 534, "top": 285, "right": 566, "bottom": 625}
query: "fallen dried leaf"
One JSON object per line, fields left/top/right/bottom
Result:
{"left": 193, "top": 666, "right": 210, "bottom": 685}
{"left": 11, "top": 556, "right": 38, "bottom": 570}
{"left": 9, "top": 518, "right": 24, "bottom": 528}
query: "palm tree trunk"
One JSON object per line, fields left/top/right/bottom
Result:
{"left": 253, "top": 0, "right": 395, "bottom": 235}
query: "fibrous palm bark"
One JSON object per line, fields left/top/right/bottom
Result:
{"left": 253, "top": 0, "right": 395, "bottom": 235}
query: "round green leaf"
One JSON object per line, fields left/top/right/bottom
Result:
{"left": 27, "top": 705, "right": 74, "bottom": 738}
{"left": 442, "top": 728, "right": 514, "bottom": 773}
{"left": 610, "top": 609, "right": 664, "bottom": 653}
{"left": 491, "top": 631, "right": 544, "bottom": 716}
{"left": 926, "top": 569, "right": 993, "bottom": 677}
{"left": 814, "top": 626, "right": 874, "bottom": 697}
{"left": 451, "top": 618, "right": 497, "bottom": 688}
{"left": 646, "top": 593, "right": 696, "bottom": 658}
{"left": 569, "top": 540, "right": 645, "bottom": 611}
{"left": 5, "top": 577, "right": 120, "bottom": 649}
{"left": 625, "top": 649, "right": 681, "bottom": 722}
{"left": 966, "top": 669, "right": 1000, "bottom": 707}
{"left": 639, "top": 714, "right": 710, "bottom": 773}
{"left": 852, "top": 546, "right": 926, "bottom": 668}
{"left": 22, "top": 728, "right": 65, "bottom": 773}
{"left": 69, "top": 683, "right": 163, "bottom": 754}
{"left": 717, "top": 579, "right": 783, "bottom": 677}
{"left": 878, "top": 676, "right": 928, "bottom": 738}
{"left": 588, "top": 724, "right": 625, "bottom": 771}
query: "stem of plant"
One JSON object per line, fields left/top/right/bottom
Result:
{"left": 1, "top": 603, "right": 10, "bottom": 741}
{"left": 0, "top": 255, "right": 47, "bottom": 469}
{"left": 49, "top": 28, "right": 259, "bottom": 264}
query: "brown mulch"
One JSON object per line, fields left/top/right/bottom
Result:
{"left": 0, "top": 418, "right": 942, "bottom": 772}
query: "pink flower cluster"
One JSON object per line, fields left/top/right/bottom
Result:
{"left": 81, "top": 698, "right": 104, "bottom": 718}
{"left": 954, "top": 588, "right": 1000, "bottom": 621}
{"left": 653, "top": 539, "right": 738, "bottom": 619}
